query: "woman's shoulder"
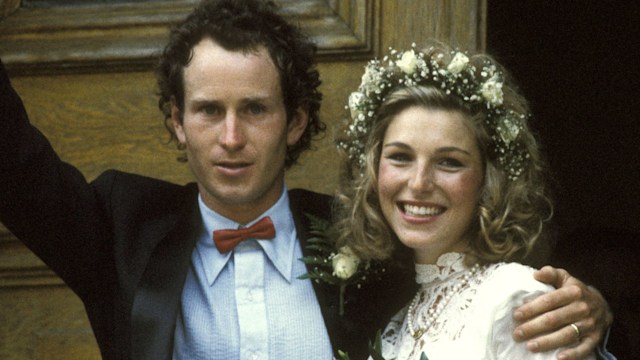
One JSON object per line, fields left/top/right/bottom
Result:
{"left": 461, "top": 263, "right": 553, "bottom": 346}
{"left": 477, "top": 262, "right": 554, "bottom": 304}
{"left": 469, "top": 263, "right": 567, "bottom": 359}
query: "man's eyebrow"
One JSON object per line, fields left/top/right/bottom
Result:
{"left": 189, "top": 97, "right": 221, "bottom": 105}
{"left": 240, "top": 95, "right": 275, "bottom": 104}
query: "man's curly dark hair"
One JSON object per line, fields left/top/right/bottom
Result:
{"left": 156, "top": 0, "right": 324, "bottom": 168}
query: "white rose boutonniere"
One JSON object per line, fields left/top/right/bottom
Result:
{"left": 447, "top": 52, "right": 469, "bottom": 74}
{"left": 396, "top": 49, "right": 418, "bottom": 75}
{"left": 299, "top": 214, "right": 386, "bottom": 316}
{"left": 481, "top": 75, "right": 504, "bottom": 106}
{"left": 332, "top": 246, "right": 360, "bottom": 280}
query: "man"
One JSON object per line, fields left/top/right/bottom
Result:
{"left": 0, "top": 0, "right": 612, "bottom": 359}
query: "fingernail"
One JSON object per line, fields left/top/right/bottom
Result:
{"left": 527, "top": 341, "right": 539, "bottom": 352}
{"left": 557, "top": 353, "right": 567, "bottom": 360}
{"left": 514, "top": 329, "right": 524, "bottom": 340}
{"left": 513, "top": 310, "right": 523, "bottom": 321}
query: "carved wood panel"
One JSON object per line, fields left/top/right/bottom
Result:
{"left": 0, "top": 0, "right": 378, "bottom": 75}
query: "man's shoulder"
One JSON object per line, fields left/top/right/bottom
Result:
{"left": 93, "top": 170, "right": 198, "bottom": 212}
{"left": 287, "top": 188, "right": 334, "bottom": 220}
{"left": 288, "top": 188, "right": 332, "bottom": 203}
{"left": 95, "top": 170, "right": 194, "bottom": 192}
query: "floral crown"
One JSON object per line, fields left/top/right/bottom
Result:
{"left": 338, "top": 44, "right": 530, "bottom": 180}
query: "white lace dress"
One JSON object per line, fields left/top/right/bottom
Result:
{"left": 379, "top": 252, "right": 593, "bottom": 360}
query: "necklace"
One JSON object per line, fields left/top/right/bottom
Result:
{"left": 407, "top": 263, "right": 481, "bottom": 339}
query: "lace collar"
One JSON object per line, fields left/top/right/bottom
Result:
{"left": 414, "top": 252, "right": 469, "bottom": 285}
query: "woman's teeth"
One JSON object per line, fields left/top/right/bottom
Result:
{"left": 403, "top": 204, "right": 443, "bottom": 216}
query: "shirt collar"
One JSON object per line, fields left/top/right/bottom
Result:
{"left": 195, "top": 186, "right": 297, "bottom": 285}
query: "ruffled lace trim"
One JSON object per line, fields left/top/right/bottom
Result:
{"left": 414, "top": 252, "right": 468, "bottom": 285}
{"left": 382, "top": 252, "right": 488, "bottom": 359}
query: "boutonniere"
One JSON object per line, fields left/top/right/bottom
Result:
{"left": 298, "top": 213, "right": 377, "bottom": 316}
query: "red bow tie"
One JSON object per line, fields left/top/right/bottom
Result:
{"left": 213, "top": 216, "right": 276, "bottom": 253}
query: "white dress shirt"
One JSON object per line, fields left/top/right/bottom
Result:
{"left": 173, "top": 187, "right": 333, "bottom": 359}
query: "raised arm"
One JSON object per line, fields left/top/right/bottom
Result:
{"left": 512, "top": 266, "right": 613, "bottom": 360}
{"left": 0, "top": 59, "right": 113, "bottom": 292}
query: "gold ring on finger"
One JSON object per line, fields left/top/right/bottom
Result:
{"left": 570, "top": 323, "right": 581, "bottom": 340}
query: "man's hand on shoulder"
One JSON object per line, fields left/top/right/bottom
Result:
{"left": 512, "top": 266, "right": 613, "bottom": 360}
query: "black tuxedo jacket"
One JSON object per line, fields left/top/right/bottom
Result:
{"left": 0, "top": 61, "right": 413, "bottom": 359}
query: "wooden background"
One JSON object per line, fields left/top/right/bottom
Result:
{"left": 0, "top": 1, "right": 486, "bottom": 358}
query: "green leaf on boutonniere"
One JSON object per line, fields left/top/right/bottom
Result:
{"left": 368, "top": 329, "right": 386, "bottom": 360}
{"left": 298, "top": 255, "right": 327, "bottom": 265}
{"left": 299, "top": 213, "right": 391, "bottom": 316}
{"left": 336, "top": 349, "right": 351, "bottom": 360}
{"left": 298, "top": 213, "right": 369, "bottom": 316}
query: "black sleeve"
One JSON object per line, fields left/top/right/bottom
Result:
{"left": 0, "top": 59, "right": 114, "bottom": 297}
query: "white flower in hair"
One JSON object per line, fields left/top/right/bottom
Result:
{"left": 498, "top": 115, "right": 522, "bottom": 145}
{"left": 447, "top": 52, "right": 469, "bottom": 74}
{"left": 360, "top": 63, "right": 383, "bottom": 96}
{"left": 348, "top": 91, "right": 366, "bottom": 119}
{"left": 396, "top": 49, "right": 418, "bottom": 75}
{"left": 481, "top": 75, "right": 504, "bottom": 106}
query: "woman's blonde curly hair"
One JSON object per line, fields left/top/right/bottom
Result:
{"left": 334, "top": 42, "right": 553, "bottom": 266}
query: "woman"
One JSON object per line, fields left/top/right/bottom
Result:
{"left": 334, "top": 43, "right": 598, "bottom": 359}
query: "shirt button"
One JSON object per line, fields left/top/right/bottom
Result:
{"left": 246, "top": 289, "right": 254, "bottom": 302}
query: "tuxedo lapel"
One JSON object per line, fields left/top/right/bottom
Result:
{"left": 288, "top": 189, "right": 414, "bottom": 359}
{"left": 131, "top": 187, "right": 201, "bottom": 360}
{"left": 288, "top": 189, "right": 362, "bottom": 356}
{"left": 289, "top": 188, "right": 336, "bottom": 314}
